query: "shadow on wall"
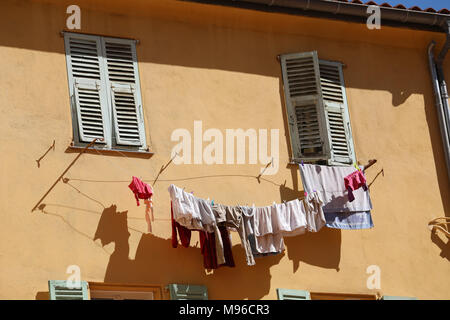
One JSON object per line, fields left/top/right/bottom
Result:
{"left": 431, "top": 231, "right": 450, "bottom": 262}
{"left": 93, "top": 204, "right": 341, "bottom": 299}
{"left": 2, "top": 0, "right": 444, "bottom": 104}
{"left": 279, "top": 181, "right": 341, "bottom": 272}
{"left": 7, "top": 0, "right": 448, "bottom": 214}
{"left": 422, "top": 93, "right": 450, "bottom": 218}
{"left": 35, "top": 292, "right": 50, "bottom": 300}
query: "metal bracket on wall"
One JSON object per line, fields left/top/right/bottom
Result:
{"left": 36, "top": 140, "right": 56, "bottom": 168}
{"left": 31, "top": 138, "right": 103, "bottom": 212}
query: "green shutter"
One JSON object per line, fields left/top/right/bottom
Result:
{"left": 101, "top": 37, "right": 147, "bottom": 149}
{"left": 280, "top": 51, "right": 329, "bottom": 162}
{"left": 319, "top": 60, "right": 356, "bottom": 165}
{"left": 64, "top": 33, "right": 110, "bottom": 146}
{"left": 381, "top": 296, "right": 417, "bottom": 300}
{"left": 277, "top": 288, "right": 311, "bottom": 300}
{"left": 168, "top": 284, "right": 208, "bottom": 300}
{"left": 48, "top": 280, "right": 89, "bottom": 300}
{"left": 280, "top": 52, "right": 356, "bottom": 166}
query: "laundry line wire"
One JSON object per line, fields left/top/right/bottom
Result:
{"left": 69, "top": 147, "right": 282, "bottom": 187}
{"left": 65, "top": 174, "right": 285, "bottom": 187}
{"left": 33, "top": 137, "right": 286, "bottom": 213}
{"left": 65, "top": 143, "right": 285, "bottom": 187}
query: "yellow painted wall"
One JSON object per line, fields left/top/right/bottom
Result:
{"left": 0, "top": 0, "right": 449, "bottom": 299}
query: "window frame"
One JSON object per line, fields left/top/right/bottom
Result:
{"left": 277, "top": 288, "right": 379, "bottom": 300}
{"left": 63, "top": 32, "right": 149, "bottom": 153}
{"left": 168, "top": 284, "right": 209, "bottom": 300}
{"left": 88, "top": 282, "right": 163, "bottom": 300}
{"left": 280, "top": 51, "right": 356, "bottom": 166}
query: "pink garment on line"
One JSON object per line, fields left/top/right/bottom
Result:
{"left": 344, "top": 170, "right": 368, "bottom": 202}
{"left": 128, "top": 176, "right": 153, "bottom": 206}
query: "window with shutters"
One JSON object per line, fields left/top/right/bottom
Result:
{"left": 64, "top": 32, "right": 148, "bottom": 151}
{"left": 168, "top": 284, "right": 208, "bottom": 300}
{"left": 48, "top": 280, "right": 89, "bottom": 300}
{"left": 280, "top": 51, "right": 356, "bottom": 166}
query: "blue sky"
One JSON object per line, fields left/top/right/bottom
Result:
{"left": 383, "top": 0, "right": 448, "bottom": 10}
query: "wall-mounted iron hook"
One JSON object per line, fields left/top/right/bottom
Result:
{"left": 36, "top": 140, "right": 55, "bottom": 168}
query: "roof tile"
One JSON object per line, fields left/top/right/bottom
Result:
{"left": 333, "top": 1, "right": 449, "bottom": 14}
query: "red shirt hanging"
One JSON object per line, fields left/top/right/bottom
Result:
{"left": 128, "top": 176, "right": 153, "bottom": 206}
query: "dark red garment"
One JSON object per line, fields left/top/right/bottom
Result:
{"left": 219, "top": 226, "right": 235, "bottom": 267}
{"left": 171, "top": 202, "right": 191, "bottom": 248}
{"left": 344, "top": 170, "right": 368, "bottom": 202}
{"left": 128, "top": 176, "right": 153, "bottom": 206}
{"left": 171, "top": 202, "right": 235, "bottom": 269}
{"left": 199, "top": 227, "right": 235, "bottom": 269}
{"left": 199, "top": 231, "right": 217, "bottom": 269}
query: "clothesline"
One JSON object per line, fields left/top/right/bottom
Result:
{"left": 170, "top": 162, "right": 376, "bottom": 270}
{"left": 64, "top": 174, "right": 285, "bottom": 187}
{"left": 32, "top": 135, "right": 378, "bottom": 214}
{"left": 33, "top": 137, "right": 377, "bottom": 271}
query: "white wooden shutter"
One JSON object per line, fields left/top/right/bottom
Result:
{"left": 64, "top": 33, "right": 109, "bottom": 144}
{"left": 168, "top": 284, "right": 208, "bottom": 300}
{"left": 277, "top": 288, "right": 311, "bottom": 300}
{"left": 48, "top": 280, "right": 89, "bottom": 300}
{"left": 319, "top": 60, "right": 356, "bottom": 165}
{"left": 280, "top": 52, "right": 329, "bottom": 162}
{"left": 102, "top": 38, "right": 146, "bottom": 147}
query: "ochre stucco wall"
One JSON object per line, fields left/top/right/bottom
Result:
{"left": 0, "top": 0, "right": 449, "bottom": 299}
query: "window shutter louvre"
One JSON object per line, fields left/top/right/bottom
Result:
{"left": 280, "top": 51, "right": 329, "bottom": 162}
{"left": 102, "top": 38, "right": 146, "bottom": 147}
{"left": 64, "top": 33, "right": 109, "bottom": 144}
{"left": 48, "top": 280, "right": 89, "bottom": 300}
{"left": 277, "top": 288, "right": 311, "bottom": 300}
{"left": 168, "top": 284, "right": 208, "bottom": 300}
{"left": 319, "top": 60, "right": 356, "bottom": 165}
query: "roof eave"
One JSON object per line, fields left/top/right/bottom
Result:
{"left": 181, "top": 0, "right": 450, "bottom": 33}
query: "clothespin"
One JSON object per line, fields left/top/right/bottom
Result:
{"left": 211, "top": 199, "right": 214, "bottom": 206}
{"left": 301, "top": 160, "right": 304, "bottom": 167}
{"left": 354, "top": 163, "right": 361, "bottom": 171}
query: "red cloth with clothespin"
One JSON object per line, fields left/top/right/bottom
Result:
{"left": 128, "top": 176, "right": 153, "bottom": 206}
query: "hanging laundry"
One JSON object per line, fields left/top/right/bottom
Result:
{"left": 344, "top": 169, "right": 368, "bottom": 202}
{"left": 241, "top": 206, "right": 280, "bottom": 258}
{"left": 171, "top": 200, "right": 234, "bottom": 269}
{"left": 168, "top": 184, "right": 203, "bottom": 230}
{"left": 272, "top": 199, "right": 308, "bottom": 236}
{"left": 299, "top": 163, "right": 374, "bottom": 230}
{"left": 324, "top": 211, "right": 374, "bottom": 230}
{"left": 219, "top": 226, "right": 235, "bottom": 267}
{"left": 303, "top": 192, "right": 326, "bottom": 232}
{"left": 199, "top": 228, "right": 235, "bottom": 269}
{"left": 128, "top": 176, "right": 153, "bottom": 206}
{"left": 129, "top": 176, "right": 154, "bottom": 233}
{"left": 299, "top": 164, "right": 372, "bottom": 212}
{"left": 252, "top": 206, "right": 285, "bottom": 255}
{"left": 196, "top": 198, "right": 216, "bottom": 234}
{"left": 169, "top": 185, "right": 235, "bottom": 269}
{"left": 212, "top": 204, "right": 255, "bottom": 266}
{"left": 171, "top": 202, "right": 191, "bottom": 248}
